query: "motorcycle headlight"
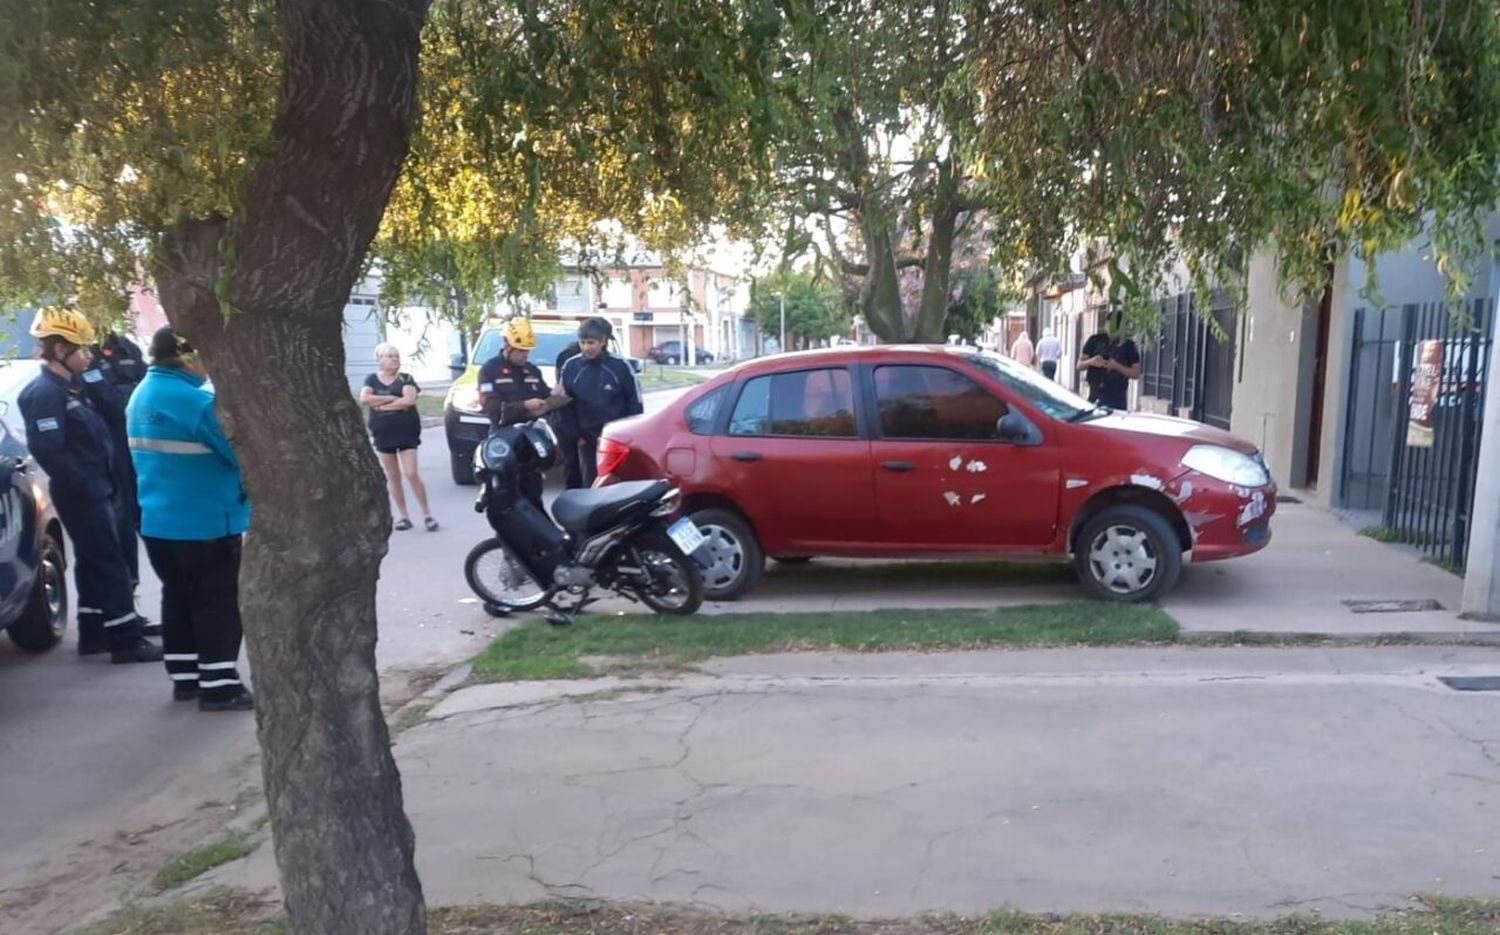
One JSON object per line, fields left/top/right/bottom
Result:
{"left": 448, "top": 384, "right": 482, "bottom": 414}
{"left": 1180, "top": 445, "right": 1270, "bottom": 487}
{"left": 479, "top": 435, "right": 512, "bottom": 470}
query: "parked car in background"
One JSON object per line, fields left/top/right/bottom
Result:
{"left": 0, "top": 414, "right": 69, "bottom": 653}
{"left": 0, "top": 359, "right": 38, "bottom": 446}
{"left": 444, "top": 323, "right": 642, "bottom": 484}
{"left": 596, "top": 345, "right": 1276, "bottom": 603}
{"left": 648, "top": 341, "right": 713, "bottom": 365}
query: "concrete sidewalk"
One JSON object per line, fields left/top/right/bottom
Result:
{"left": 205, "top": 645, "right": 1500, "bottom": 919}
{"left": 186, "top": 502, "right": 1500, "bottom": 924}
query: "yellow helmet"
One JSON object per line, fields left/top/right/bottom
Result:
{"left": 502, "top": 317, "right": 536, "bottom": 351}
{"left": 30, "top": 307, "right": 97, "bottom": 346}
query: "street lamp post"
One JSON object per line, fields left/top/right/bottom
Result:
{"left": 778, "top": 291, "right": 786, "bottom": 354}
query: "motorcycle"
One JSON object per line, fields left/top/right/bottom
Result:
{"left": 463, "top": 418, "right": 706, "bottom": 623}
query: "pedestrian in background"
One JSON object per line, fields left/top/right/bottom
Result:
{"left": 1035, "top": 328, "right": 1062, "bottom": 381}
{"left": 1009, "top": 330, "right": 1035, "bottom": 367}
{"left": 361, "top": 343, "right": 436, "bottom": 532}
{"left": 559, "top": 317, "right": 642, "bottom": 486}
{"left": 1079, "top": 313, "right": 1142, "bottom": 410}
{"left": 18, "top": 308, "right": 159, "bottom": 662}
{"left": 127, "top": 327, "right": 253, "bottom": 710}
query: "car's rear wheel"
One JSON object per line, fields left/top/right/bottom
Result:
{"left": 451, "top": 450, "right": 476, "bottom": 485}
{"left": 690, "top": 508, "right": 764, "bottom": 601}
{"left": 1074, "top": 505, "right": 1182, "bottom": 603}
{"left": 8, "top": 532, "right": 68, "bottom": 652}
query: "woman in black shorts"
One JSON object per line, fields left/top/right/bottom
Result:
{"left": 360, "top": 344, "right": 437, "bottom": 531}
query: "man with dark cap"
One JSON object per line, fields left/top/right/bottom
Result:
{"left": 558, "top": 316, "right": 642, "bottom": 486}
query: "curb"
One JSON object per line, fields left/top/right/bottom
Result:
{"left": 1179, "top": 629, "right": 1500, "bottom": 647}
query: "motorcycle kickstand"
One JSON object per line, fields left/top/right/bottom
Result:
{"left": 544, "top": 608, "right": 574, "bottom": 627}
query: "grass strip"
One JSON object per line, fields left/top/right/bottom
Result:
{"left": 471, "top": 602, "right": 1177, "bottom": 682}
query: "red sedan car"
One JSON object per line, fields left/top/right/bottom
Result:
{"left": 595, "top": 346, "right": 1275, "bottom": 602}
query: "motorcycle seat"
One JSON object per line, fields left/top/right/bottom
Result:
{"left": 551, "top": 480, "right": 671, "bottom": 536}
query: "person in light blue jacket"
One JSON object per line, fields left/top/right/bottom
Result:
{"left": 126, "top": 327, "right": 253, "bottom": 712}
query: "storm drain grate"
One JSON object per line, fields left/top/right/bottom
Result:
{"left": 1276, "top": 494, "right": 1302, "bottom": 504}
{"left": 1438, "top": 676, "right": 1500, "bottom": 692}
{"left": 1341, "top": 598, "right": 1445, "bottom": 614}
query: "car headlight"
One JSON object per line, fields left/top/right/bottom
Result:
{"left": 448, "top": 385, "right": 481, "bottom": 414}
{"left": 1181, "top": 445, "right": 1270, "bottom": 487}
{"left": 479, "top": 435, "right": 512, "bottom": 470}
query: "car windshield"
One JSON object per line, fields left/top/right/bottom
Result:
{"left": 959, "top": 350, "right": 1098, "bottom": 422}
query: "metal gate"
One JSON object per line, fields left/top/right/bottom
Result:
{"left": 1340, "top": 300, "right": 1494, "bottom": 568}
{"left": 1138, "top": 291, "right": 1235, "bottom": 429}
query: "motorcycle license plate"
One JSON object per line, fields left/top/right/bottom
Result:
{"left": 667, "top": 517, "right": 706, "bottom": 555}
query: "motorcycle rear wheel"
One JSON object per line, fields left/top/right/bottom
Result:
{"left": 632, "top": 535, "right": 704, "bottom": 615}
{"left": 464, "top": 539, "right": 553, "bottom": 611}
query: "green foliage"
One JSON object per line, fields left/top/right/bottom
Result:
{"left": 748, "top": 269, "right": 852, "bottom": 348}
{"left": 4, "top": 0, "right": 1500, "bottom": 349}
{"left": 946, "top": 265, "right": 1021, "bottom": 342}
{"left": 970, "top": 1, "right": 1500, "bottom": 333}
{"left": 0, "top": 0, "right": 279, "bottom": 322}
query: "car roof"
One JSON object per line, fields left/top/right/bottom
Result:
{"left": 723, "top": 344, "right": 983, "bottom": 378}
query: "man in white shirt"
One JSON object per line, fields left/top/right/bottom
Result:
{"left": 1035, "top": 328, "right": 1062, "bottom": 380}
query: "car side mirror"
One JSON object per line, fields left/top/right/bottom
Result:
{"left": 449, "top": 352, "right": 467, "bottom": 376}
{"left": 997, "top": 412, "right": 1041, "bottom": 446}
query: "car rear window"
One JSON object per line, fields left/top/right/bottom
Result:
{"left": 729, "top": 368, "right": 856, "bottom": 437}
{"left": 685, "top": 386, "right": 728, "bottom": 435}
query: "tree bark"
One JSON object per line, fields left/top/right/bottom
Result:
{"left": 151, "top": 2, "right": 431, "bottom": 933}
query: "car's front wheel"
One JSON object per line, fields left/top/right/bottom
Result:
{"left": 8, "top": 532, "right": 68, "bottom": 652}
{"left": 1074, "top": 505, "right": 1182, "bottom": 603}
{"left": 690, "top": 508, "right": 764, "bottom": 600}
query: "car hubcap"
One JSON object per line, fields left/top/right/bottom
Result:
{"left": 697, "top": 523, "right": 746, "bottom": 591}
{"left": 43, "top": 553, "right": 64, "bottom": 632}
{"left": 1087, "top": 525, "right": 1158, "bottom": 595}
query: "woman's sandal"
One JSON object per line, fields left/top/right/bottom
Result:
{"left": 424, "top": 516, "right": 440, "bottom": 532}
{"left": 394, "top": 518, "right": 414, "bottom": 531}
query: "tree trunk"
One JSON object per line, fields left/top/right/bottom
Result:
{"left": 913, "top": 205, "right": 959, "bottom": 343}
{"left": 856, "top": 213, "right": 909, "bottom": 341}
{"left": 151, "top": 2, "right": 431, "bottom": 933}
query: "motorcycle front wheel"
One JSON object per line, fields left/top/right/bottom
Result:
{"left": 464, "top": 539, "right": 553, "bottom": 611}
{"left": 632, "top": 535, "right": 704, "bottom": 615}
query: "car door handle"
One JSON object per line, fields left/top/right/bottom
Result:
{"left": 881, "top": 460, "right": 916, "bottom": 472}
{"left": 730, "top": 451, "right": 763, "bottom": 462}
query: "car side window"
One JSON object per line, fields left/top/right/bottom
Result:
{"left": 729, "top": 369, "right": 857, "bottom": 437}
{"left": 874, "top": 365, "right": 1009, "bottom": 440}
{"left": 685, "top": 386, "right": 728, "bottom": 435}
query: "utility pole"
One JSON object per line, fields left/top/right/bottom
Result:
{"left": 1461, "top": 253, "right": 1500, "bottom": 619}
{"left": 779, "top": 291, "right": 786, "bottom": 354}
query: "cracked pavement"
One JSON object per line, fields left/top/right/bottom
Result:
{"left": 208, "top": 644, "right": 1500, "bottom": 919}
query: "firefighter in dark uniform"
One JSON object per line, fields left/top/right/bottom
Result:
{"left": 476, "top": 317, "right": 551, "bottom": 506}
{"left": 17, "top": 308, "right": 160, "bottom": 663}
{"left": 559, "top": 316, "right": 643, "bottom": 486}
{"left": 89, "top": 331, "right": 147, "bottom": 575}
{"left": 82, "top": 331, "right": 152, "bottom": 625}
